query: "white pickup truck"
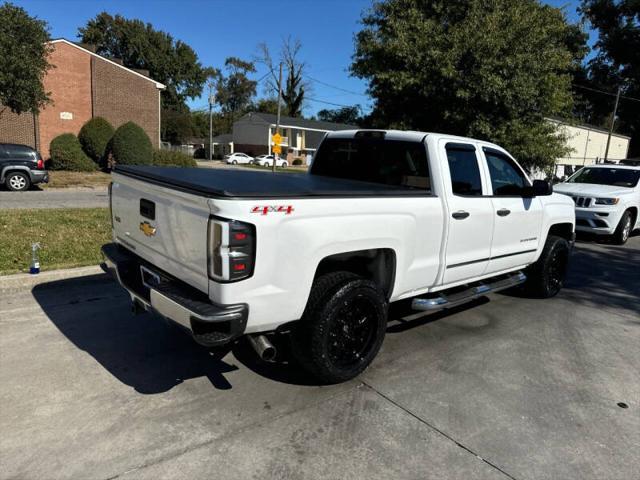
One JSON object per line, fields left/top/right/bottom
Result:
{"left": 102, "top": 130, "right": 575, "bottom": 383}
{"left": 554, "top": 164, "right": 640, "bottom": 245}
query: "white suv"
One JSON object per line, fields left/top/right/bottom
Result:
{"left": 555, "top": 164, "right": 640, "bottom": 244}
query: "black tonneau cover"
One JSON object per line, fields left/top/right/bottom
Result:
{"left": 114, "top": 165, "right": 426, "bottom": 199}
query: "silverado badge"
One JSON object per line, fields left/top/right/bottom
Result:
{"left": 139, "top": 221, "right": 157, "bottom": 237}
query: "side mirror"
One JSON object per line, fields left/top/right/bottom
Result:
{"left": 522, "top": 180, "right": 552, "bottom": 197}
{"left": 532, "top": 179, "right": 553, "bottom": 196}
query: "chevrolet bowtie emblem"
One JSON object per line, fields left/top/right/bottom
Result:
{"left": 139, "top": 221, "right": 157, "bottom": 237}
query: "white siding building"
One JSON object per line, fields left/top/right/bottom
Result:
{"left": 549, "top": 119, "right": 630, "bottom": 176}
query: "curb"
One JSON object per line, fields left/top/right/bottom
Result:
{"left": 0, "top": 265, "right": 106, "bottom": 292}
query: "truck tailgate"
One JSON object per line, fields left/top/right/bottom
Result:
{"left": 110, "top": 172, "right": 211, "bottom": 293}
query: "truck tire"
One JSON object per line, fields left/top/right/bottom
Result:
{"left": 5, "top": 171, "right": 31, "bottom": 191}
{"left": 291, "top": 271, "right": 388, "bottom": 384}
{"left": 612, "top": 210, "right": 633, "bottom": 245}
{"left": 523, "top": 235, "right": 570, "bottom": 298}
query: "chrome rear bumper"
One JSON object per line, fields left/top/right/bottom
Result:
{"left": 101, "top": 243, "right": 248, "bottom": 347}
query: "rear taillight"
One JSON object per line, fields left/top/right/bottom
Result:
{"left": 208, "top": 217, "right": 255, "bottom": 282}
{"left": 36, "top": 159, "right": 44, "bottom": 169}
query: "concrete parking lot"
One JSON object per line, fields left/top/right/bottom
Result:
{"left": 1, "top": 236, "right": 638, "bottom": 479}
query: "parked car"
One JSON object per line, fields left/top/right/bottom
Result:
{"left": 224, "top": 152, "right": 253, "bottom": 165}
{"left": 102, "top": 130, "right": 575, "bottom": 384}
{"left": 254, "top": 155, "right": 288, "bottom": 168}
{"left": 555, "top": 164, "right": 640, "bottom": 244}
{"left": 0, "top": 143, "right": 48, "bottom": 191}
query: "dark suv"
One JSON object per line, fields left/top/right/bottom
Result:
{"left": 0, "top": 143, "right": 49, "bottom": 191}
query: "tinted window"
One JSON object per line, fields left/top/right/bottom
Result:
{"left": 446, "top": 145, "right": 482, "bottom": 196}
{"left": 568, "top": 167, "right": 640, "bottom": 188}
{"left": 311, "top": 137, "right": 431, "bottom": 190}
{"left": 484, "top": 150, "right": 527, "bottom": 196}
{"left": 6, "top": 146, "right": 35, "bottom": 160}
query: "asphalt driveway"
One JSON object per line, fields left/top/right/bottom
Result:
{"left": 0, "top": 236, "right": 638, "bottom": 479}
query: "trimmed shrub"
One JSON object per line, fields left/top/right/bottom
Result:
{"left": 109, "top": 121, "right": 153, "bottom": 166}
{"left": 292, "top": 158, "right": 303, "bottom": 166}
{"left": 152, "top": 150, "right": 197, "bottom": 168}
{"left": 49, "top": 134, "right": 97, "bottom": 171}
{"left": 78, "top": 117, "right": 114, "bottom": 163}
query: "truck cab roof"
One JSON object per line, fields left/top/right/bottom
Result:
{"left": 326, "top": 129, "right": 507, "bottom": 152}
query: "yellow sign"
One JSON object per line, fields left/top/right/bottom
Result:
{"left": 272, "top": 132, "right": 282, "bottom": 145}
{"left": 272, "top": 144, "right": 282, "bottom": 155}
{"left": 139, "top": 221, "right": 157, "bottom": 237}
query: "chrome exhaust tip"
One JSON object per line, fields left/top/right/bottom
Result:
{"left": 248, "top": 334, "right": 277, "bottom": 362}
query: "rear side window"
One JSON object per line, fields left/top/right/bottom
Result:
{"left": 6, "top": 146, "right": 36, "bottom": 160}
{"left": 484, "top": 149, "right": 528, "bottom": 196}
{"left": 311, "top": 137, "right": 431, "bottom": 190}
{"left": 445, "top": 143, "right": 482, "bottom": 196}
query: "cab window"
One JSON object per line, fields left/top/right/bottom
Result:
{"left": 483, "top": 149, "right": 528, "bottom": 196}
{"left": 312, "top": 137, "right": 431, "bottom": 191}
{"left": 445, "top": 143, "right": 483, "bottom": 196}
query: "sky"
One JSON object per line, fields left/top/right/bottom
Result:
{"left": 14, "top": 0, "right": 592, "bottom": 116}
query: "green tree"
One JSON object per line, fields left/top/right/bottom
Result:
{"left": 254, "top": 97, "right": 280, "bottom": 115}
{"left": 78, "top": 12, "right": 213, "bottom": 110}
{"left": 161, "top": 108, "right": 193, "bottom": 144}
{"left": 78, "top": 117, "right": 114, "bottom": 163}
{"left": 0, "top": 2, "right": 53, "bottom": 117}
{"left": 257, "top": 37, "right": 308, "bottom": 117}
{"left": 352, "top": 0, "right": 588, "bottom": 170}
{"left": 580, "top": 0, "right": 640, "bottom": 157}
{"left": 216, "top": 57, "right": 257, "bottom": 131}
{"left": 317, "top": 106, "right": 363, "bottom": 125}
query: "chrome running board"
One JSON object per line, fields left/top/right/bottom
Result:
{"left": 412, "top": 271, "right": 526, "bottom": 312}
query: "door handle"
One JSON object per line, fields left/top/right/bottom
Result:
{"left": 497, "top": 209, "right": 511, "bottom": 217}
{"left": 452, "top": 210, "right": 470, "bottom": 220}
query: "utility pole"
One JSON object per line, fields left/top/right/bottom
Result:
{"left": 273, "top": 62, "right": 283, "bottom": 173}
{"left": 208, "top": 80, "right": 215, "bottom": 161}
{"left": 603, "top": 86, "right": 622, "bottom": 163}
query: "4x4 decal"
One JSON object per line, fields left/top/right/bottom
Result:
{"left": 251, "top": 205, "right": 295, "bottom": 215}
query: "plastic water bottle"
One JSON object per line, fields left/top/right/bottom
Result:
{"left": 30, "top": 243, "right": 41, "bottom": 274}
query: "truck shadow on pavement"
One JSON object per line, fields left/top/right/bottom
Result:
{"left": 562, "top": 239, "right": 640, "bottom": 319}
{"left": 32, "top": 274, "right": 486, "bottom": 390}
{"left": 33, "top": 274, "right": 243, "bottom": 394}
{"left": 503, "top": 238, "right": 640, "bottom": 319}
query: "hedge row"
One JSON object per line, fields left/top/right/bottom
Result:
{"left": 49, "top": 119, "right": 165, "bottom": 171}
{"left": 152, "top": 150, "right": 197, "bottom": 167}
{"left": 49, "top": 134, "right": 96, "bottom": 172}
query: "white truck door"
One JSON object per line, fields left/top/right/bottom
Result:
{"left": 480, "top": 147, "right": 543, "bottom": 274}
{"left": 441, "top": 141, "right": 494, "bottom": 284}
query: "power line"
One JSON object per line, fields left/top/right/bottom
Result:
{"left": 304, "top": 75, "right": 368, "bottom": 97}
{"left": 572, "top": 83, "right": 640, "bottom": 103}
{"left": 306, "top": 96, "right": 367, "bottom": 108}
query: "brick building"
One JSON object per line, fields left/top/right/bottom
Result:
{"left": 0, "top": 39, "right": 165, "bottom": 159}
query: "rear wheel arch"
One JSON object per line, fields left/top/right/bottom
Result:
{"left": 313, "top": 248, "right": 397, "bottom": 300}
{"left": 1, "top": 165, "right": 30, "bottom": 182}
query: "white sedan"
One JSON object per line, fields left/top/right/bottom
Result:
{"left": 254, "top": 155, "right": 288, "bottom": 168}
{"left": 224, "top": 153, "right": 254, "bottom": 165}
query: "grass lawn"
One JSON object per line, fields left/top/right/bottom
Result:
{"left": 42, "top": 171, "right": 112, "bottom": 189}
{"left": 0, "top": 208, "right": 111, "bottom": 275}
